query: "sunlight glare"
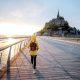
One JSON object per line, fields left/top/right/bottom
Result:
{"left": 0, "top": 22, "right": 40, "bottom": 36}
{"left": 7, "top": 38, "right": 16, "bottom": 44}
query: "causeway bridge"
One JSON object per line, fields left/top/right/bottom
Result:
{"left": 0, "top": 36, "right": 80, "bottom": 80}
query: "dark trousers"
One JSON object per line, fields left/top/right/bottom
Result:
{"left": 31, "top": 55, "right": 37, "bottom": 69}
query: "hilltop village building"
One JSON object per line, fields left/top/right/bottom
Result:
{"left": 51, "top": 10, "right": 68, "bottom": 26}
{"left": 41, "top": 11, "right": 80, "bottom": 37}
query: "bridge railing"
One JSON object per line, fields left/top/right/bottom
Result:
{"left": 0, "top": 38, "right": 29, "bottom": 78}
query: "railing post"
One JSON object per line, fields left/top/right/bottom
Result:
{"left": 24, "top": 41, "right": 25, "bottom": 46}
{"left": 0, "top": 52, "right": 2, "bottom": 69}
{"left": 20, "top": 42, "right": 22, "bottom": 51}
{"left": 25, "top": 40, "right": 28, "bottom": 46}
{"left": 24, "top": 40, "right": 26, "bottom": 47}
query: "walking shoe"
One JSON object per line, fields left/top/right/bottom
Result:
{"left": 33, "top": 69, "right": 36, "bottom": 74}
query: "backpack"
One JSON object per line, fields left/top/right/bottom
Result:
{"left": 30, "top": 42, "right": 37, "bottom": 51}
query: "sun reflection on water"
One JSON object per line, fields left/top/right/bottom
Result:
{"left": 7, "top": 38, "right": 16, "bottom": 44}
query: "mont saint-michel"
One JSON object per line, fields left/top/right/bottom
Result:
{"left": 37, "top": 11, "right": 80, "bottom": 37}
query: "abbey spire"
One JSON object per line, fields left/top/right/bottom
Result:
{"left": 57, "top": 10, "right": 60, "bottom": 18}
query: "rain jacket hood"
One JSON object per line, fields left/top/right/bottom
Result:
{"left": 31, "top": 34, "right": 36, "bottom": 42}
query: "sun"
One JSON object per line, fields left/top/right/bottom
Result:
{"left": 0, "top": 22, "right": 40, "bottom": 37}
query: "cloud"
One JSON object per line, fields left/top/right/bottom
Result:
{"left": 10, "top": 10, "right": 24, "bottom": 18}
{"left": 0, "top": 0, "right": 46, "bottom": 27}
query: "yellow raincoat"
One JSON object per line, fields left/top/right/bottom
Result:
{"left": 27, "top": 34, "right": 39, "bottom": 56}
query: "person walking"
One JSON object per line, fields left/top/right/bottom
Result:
{"left": 27, "top": 34, "right": 39, "bottom": 74}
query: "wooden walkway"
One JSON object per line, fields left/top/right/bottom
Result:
{"left": 1, "top": 47, "right": 56, "bottom": 80}
{"left": 1, "top": 38, "right": 80, "bottom": 80}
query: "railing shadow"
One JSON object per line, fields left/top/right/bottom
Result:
{"left": 20, "top": 50, "right": 31, "bottom": 64}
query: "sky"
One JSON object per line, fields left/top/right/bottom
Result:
{"left": 0, "top": 0, "right": 80, "bottom": 36}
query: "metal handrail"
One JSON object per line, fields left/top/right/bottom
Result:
{"left": 0, "top": 38, "right": 28, "bottom": 78}
{"left": 0, "top": 39, "right": 27, "bottom": 51}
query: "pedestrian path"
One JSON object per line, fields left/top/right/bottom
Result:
{"left": 1, "top": 38, "right": 80, "bottom": 80}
